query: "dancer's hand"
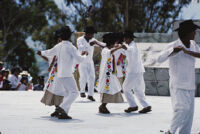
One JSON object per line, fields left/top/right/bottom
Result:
{"left": 90, "top": 41, "right": 97, "bottom": 46}
{"left": 121, "top": 45, "right": 127, "bottom": 50}
{"left": 173, "top": 46, "right": 183, "bottom": 53}
{"left": 37, "top": 51, "right": 42, "bottom": 56}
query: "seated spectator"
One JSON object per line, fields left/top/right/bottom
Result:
{"left": 2, "top": 79, "right": 11, "bottom": 90}
{"left": 0, "top": 71, "right": 3, "bottom": 89}
{"left": 0, "top": 69, "right": 11, "bottom": 91}
{"left": 2, "top": 69, "right": 10, "bottom": 80}
{"left": 33, "top": 76, "right": 44, "bottom": 91}
{"left": 0, "top": 61, "right": 4, "bottom": 71}
{"left": 8, "top": 67, "right": 21, "bottom": 90}
{"left": 18, "top": 76, "right": 29, "bottom": 91}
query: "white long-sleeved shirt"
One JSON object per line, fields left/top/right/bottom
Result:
{"left": 77, "top": 36, "right": 105, "bottom": 64}
{"left": 125, "top": 41, "right": 145, "bottom": 74}
{"left": 8, "top": 74, "right": 21, "bottom": 89}
{"left": 42, "top": 40, "right": 86, "bottom": 78}
{"left": 157, "top": 39, "right": 200, "bottom": 90}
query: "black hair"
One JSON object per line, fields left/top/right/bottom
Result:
{"left": 114, "top": 32, "right": 124, "bottom": 44}
{"left": 54, "top": 29, "right": 62, "bottom": 41}
{"left": 103, "top": 33, "right": 116, "bottom": 47}
{"left": 20, "top": 76, "right": 28, "bottom": 84}
{"left": 60, "top": 26, "right": 72, "bottom": 40}
{"left": 84, "top": 26, "right": 97, "bottom": 34}
{"left": 123, "top": 30, "right": 134, "bottom": 39}
{"left": 11, "top": 67, "right": 20, "bottom": 74}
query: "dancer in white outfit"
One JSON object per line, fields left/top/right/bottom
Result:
{"left": 97, "top": 33, "right": 124, "bottom": 114}
{"left": 39, "top": 26, "right": 88, "bottom": 119}
{"left": 113, "top": 32, "right": 126, "bottom": 87}
{"left": 157, "top": 20, "right": 200, "bottom": 134}
{"left": 39, "top": 29, "right": 65, "bottom": 117}
{"left": 122, "top": 31, "right": 151, "bottom": 113}
{"left": 77, "top": 26, "right": 105, "bottom": 101}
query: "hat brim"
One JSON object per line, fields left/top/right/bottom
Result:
{"left": 174, "top": 24, "right": 200, "bottom": 32}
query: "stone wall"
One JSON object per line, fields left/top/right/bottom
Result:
{"left": 144, "top": 67, "right": 200, "bottom": 97}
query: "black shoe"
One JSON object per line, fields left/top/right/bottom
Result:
{"left": 139, "top": 106, "right": 152, "bottom": 113}
{"left": 87, "top": 96, "right": 95, "bottom": 101}
{"left": 57, "top": 107, "right": 72, "bottom": 119}
{"left": 99, "top": 105, "right": 110, "bottom": 114}
{"left": 50, "top": 111, "right": 59, "bottom": 117}
{"left": 164, "top": 130, "right": 172, "bottom": 134}
{"left": 57, "top": 113, "right": 72, "bottom": 119}
{"left": 80, "top": 93, "right": 86, "bottom": 98}
{"left": 124, "top": 106, "right": 138, "bottom": 113}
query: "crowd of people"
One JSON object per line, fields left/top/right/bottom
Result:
{"left": 0, "top": 62, "right": 44, "bottom": 91}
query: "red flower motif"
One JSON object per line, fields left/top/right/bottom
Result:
{"left": 122, "top": 71, "right": 126, "bottom": 74}
{"left": 108, "top": 65, "right": 111, "bottom": 68}
{"left": 106, "top": 79, "right": 109, "bottom": 83}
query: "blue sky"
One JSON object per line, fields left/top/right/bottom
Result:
{"left": 179, "top": 0, "right": 200, "bottom": 20}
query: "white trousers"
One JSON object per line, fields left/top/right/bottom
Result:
{"left": 57, "top": 77, "right": 79, "bottom": 113}
{"left": 79, "top": 62, "right": 95, "bottom": 96}
{"left": 122, "top": 73, "right": 149, "bottom": 108}
{"left": 169, "top": 87, "right": 195, "bottom": 134}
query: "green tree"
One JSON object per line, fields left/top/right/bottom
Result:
{"left": 0, "top": 0, "right": 64, "bottom": 83}
{"left": 64, "top": 0, "right": 191, "bottom": 32}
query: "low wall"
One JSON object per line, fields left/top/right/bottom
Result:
{"left": 144, "top": 67, "right": 200, "bottom": 97}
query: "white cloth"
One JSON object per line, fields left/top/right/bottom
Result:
{"left": 8, "top": 74, "right": 21, "bottom": 89}
{"left": 169, "top": 87, "right": 195, "bottom": 134}
{"left": 41, "top": 53, "right": 65, "bottom": 96}
{"left": 0, "top": 80, "right": 3, "bottom": 88}
{"left": 157, "top": 39, "right": 200, "bottom": 90}
{"left": 123, "top": 73, "right": 149, "bottom": 107}
{"left": 77, "top": 36, "right": 105, "bottom": 64}
{"left": 58, "top": 77, "right": 79, "bottom": 113}
{"left": 125, "top": 41, "right": 145, "bottom": 74}
{"left": 157, "top": 39, "right": 199, "bottom": 134}
{"left": 77, "top": 36, "right": 105, "bottom": 96}
{"left": 79, "top": 62, "right": 95, "bottom": 96}
{"left": 97, "top": 48, "right": 121, "bottom": 95}
{"left": 18, "top": 83, "right": 27, "bottom": 91}
{"left": 113, "top": 47, "right": 126, "bottom": 78}
{"left": 42, "top": 40, "right": 86, "bottom": 113}
{"left": 41, "top": 40, "right": 86, "bottom": 78}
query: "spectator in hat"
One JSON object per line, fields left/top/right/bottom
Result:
{"left": 122, "top": 30, "right": 152, "bottom": 114}
{"left": 157, "top": 20, "right": 200, "bottom": 134}
{"left": 77, "top": 26, "right": 105, "bottom": 101}
{"left": 18, "top": 76, "right": 29, "bottom": 91}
